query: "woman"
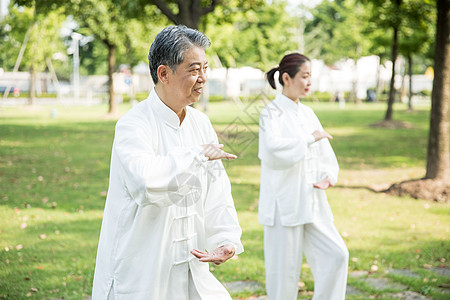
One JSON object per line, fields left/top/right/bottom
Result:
{"left": 258, "top": 53, "right": 349, "bottom": 300}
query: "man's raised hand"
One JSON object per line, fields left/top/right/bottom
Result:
{"left": 202, "top": 144, "right": 237, "bottom": 160}
{"left": 191, "top": 244, "right": 236, "bottom": 265}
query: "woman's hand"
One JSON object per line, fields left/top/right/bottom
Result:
{"left": 191, "top": 244, "right": 236, "bottom": 265}
{"left": 313, "top": 177, "right": 335, "bottom": 190}
{"left": 312, "top": 130, "right": 333, "bottom": 142}
{"left": 201, "top": 144, "right": 237, "bottom": 160}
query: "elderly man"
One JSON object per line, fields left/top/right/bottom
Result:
{"left": 92, "top": 25, "right": 244, "bottom": 300}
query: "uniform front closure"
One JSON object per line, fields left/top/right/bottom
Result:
{"left": 172, "top": 204, "right": 198, "bottom": 266}
{"left": 258, "top": 93, "right": 339, "bottom": 226}
{"left": 92, "top": 89, "right": 243, "bottom": 300}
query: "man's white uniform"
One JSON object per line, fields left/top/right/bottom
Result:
{"left": 258, "top": 93, "right": 348, "bottom": 300}
{"left": 92, "top": 89, "right": 244, "bottom": 300}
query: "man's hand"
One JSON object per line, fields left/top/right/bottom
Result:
{"left": 202, "top": 144, "right": 237, "bottom": 160}
{"left": 191, "top": 244, "right": 236, "bottom": 265}
{"left": 313, "top": 177, "right": 335, "bottom": 190}
{"left": 312, "top": 130, "right": 333, "bottom": 142}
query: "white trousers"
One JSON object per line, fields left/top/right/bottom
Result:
{"left": 106, "top": 270, "right": 202, "bottom": 300}
{"left": 264, "top": 208, "right": 349, "bottom": 300}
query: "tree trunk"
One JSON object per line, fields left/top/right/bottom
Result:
{"left": 152, "top": 0, "right": 218, "bottom": 30}
{"left": 384, "top": 25, "right": 399, "bottom": 121}
{"left": 28, "top": 66, "right": 36, "bottom": 105}
{"left": 407, "top": 54, "right": 413, "bottom": 111}
{"left": 108, "top": 44, "right": 117, "bottom": 114}
{"left": 426, "top": 0, "right": 450, "bottom": 180}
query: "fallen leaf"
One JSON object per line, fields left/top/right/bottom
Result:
{"left": 16, "top": 244, "right": 23, "bottom": 250}
{"left": 30, "top": 287, "right": 38, "bottom": 292}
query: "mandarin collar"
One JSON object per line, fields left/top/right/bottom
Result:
{"left": 276, "top": 93, "right": 299, "bottom": 111}
{"left": 148, "top": 89, "right": 184, "bottom": 129}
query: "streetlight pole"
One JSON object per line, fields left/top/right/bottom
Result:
{"left": 71, "top": 32, "right": 82, "bottom": 100}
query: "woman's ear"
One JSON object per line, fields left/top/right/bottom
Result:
{"left": 157, "top": 65, "right": 170, "bottom": 84}
{"left": 281, "top": 72, "right": 291, "bottom": 86}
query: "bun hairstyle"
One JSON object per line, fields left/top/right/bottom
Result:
{"left": 266, "top": 53, "right": 310, "bottom": 89}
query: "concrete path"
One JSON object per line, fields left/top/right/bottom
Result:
{"left": 227, "top": 267, "right": 450, "bottom": 300}
{"left": 81, "top": 267, "right": 449, "bottom": 300}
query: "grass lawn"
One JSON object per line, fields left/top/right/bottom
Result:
{"left": 0, "top": 100, "right": 449, "bottom": 299}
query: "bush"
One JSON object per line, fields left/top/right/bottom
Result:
{"left": 303, "top": 91, "right": 333, "bottom": 102}
{"left": 417, "top": 90, "right": 432, "bottom": 97}
{"left": 122, "top": 92, "right": 150, "bottom": 103}
{"left": 209, "top": 95, "right": 226, "bottom": 102}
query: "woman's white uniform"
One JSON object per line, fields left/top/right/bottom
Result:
{"left": 258, "top": 93, "right": 348, "bottom": 300}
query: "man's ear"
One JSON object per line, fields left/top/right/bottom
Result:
{"left": 157, "top": 65, "right": 171, "bottom": 84}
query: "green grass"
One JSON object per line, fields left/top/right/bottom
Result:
{"left": 0, "top": 101, "right": 449, "bottom": 299}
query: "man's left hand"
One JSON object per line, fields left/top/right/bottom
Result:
{"left": 313, "top": 177, "right": 335, "bottom": 190}
{"left": 191, "top": 244, "right": 236, "bottom": 265}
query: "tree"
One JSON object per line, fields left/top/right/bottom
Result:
{"left": 67, "top": 0, "right": 136, "bottom": 114}
{"left": 0, "top": 3, "right": 66, "bottom": 104}
{"left": 210, "top": 1, "right": 297, "bottom": 71}
{"left": 149, "top": 0, "right": 219, "bottom": 29}
{"left": 426, "top": 0, "right": 450, "bottom": 180}
{"left": 364, "top": 0, "right": 403, "bottom": 120}
{"left": 385, "top": 0, "right": 449, "bottom": 201}
{"left": 397, "top": 1, "right": 434, "bottom": 111}
{"left": 145, "top": 0, "right": 265, "bottom": 30}
{"left": 304, "top": 0, "right": 371, "bottom": 102}
{"left": 364, "top": 0, "right": 436, "bottom": 121}
{"left": 15, "top": 0, "right": 165, "bottom": 113}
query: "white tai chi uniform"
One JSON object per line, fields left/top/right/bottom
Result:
{"left": 92, "top": 89, "right": 244, "bottom": 300}
{"left": 258, "top": 93, "right": 348, "bottom": 300}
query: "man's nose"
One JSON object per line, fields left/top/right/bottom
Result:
{"left": 198, "top": 70, "right": 207, "bottom": 82}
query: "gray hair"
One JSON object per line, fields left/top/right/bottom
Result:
{"left": 148, "top": 25, "right": 211, "bottom": 84}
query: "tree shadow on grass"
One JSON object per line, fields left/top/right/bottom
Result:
{"left": 0, "top": 217, "right": 101, "bottom": 300}
{"left": 0, "top": 122, "right": 115, "bottom": 212}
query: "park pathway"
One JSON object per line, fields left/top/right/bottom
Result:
{"left": 224, "top": 268, "right": 450, "bottom": 300}
{"left": 81, "top": 267, "right": 449, "bottom": 300}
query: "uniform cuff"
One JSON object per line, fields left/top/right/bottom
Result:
{"left": 193, "top": 145, "right": 209, "bottom": 163}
